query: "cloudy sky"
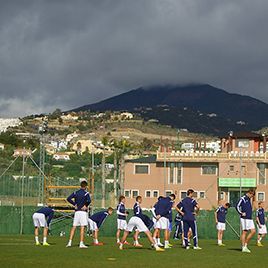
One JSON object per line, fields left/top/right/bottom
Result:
{"left": 1, "top": 0, "right": 268, "bottom": 117}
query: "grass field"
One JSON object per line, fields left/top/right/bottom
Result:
{"left": 0, "top": 235, "right": 267, "bottom": 268}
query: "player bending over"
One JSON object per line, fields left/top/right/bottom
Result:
{"left": 215, "top": 202, "right": 230, "bottom": 246}
{"left": 236, "top": 189, "right": 256, "bottom": 253}
{"left": 116, "top": 195, "right": 130, "bottom": 244}
{"left": 119, "top": 196, "right": 164, "bottom": 252}
{"left": 256, "top": 201, "right": 267, "bottom": 247}
{"left": 66, "top": 180, "right": 91, "bottom": 248}
{"left": 32, "top": 206, "right": 54, "bottom": 246}
{"left": 88, "top": 207, "right": 113, "bottom": 245}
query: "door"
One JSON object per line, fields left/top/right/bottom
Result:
{"left": 229, "top": 191, "right": 244, "bottom": 207}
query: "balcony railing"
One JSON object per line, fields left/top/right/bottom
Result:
{"left": 156, "top": 150, "right": 268, "bottom": 162}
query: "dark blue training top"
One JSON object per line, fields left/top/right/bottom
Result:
{"left": 36, "top": 207, "right": 54, "bottom": 226}
{"left": 90, "top": 211, "right": 109, "bottom": 228}
{"left": 177, "top": 196, "right": 198, "bottom": 221}
{"left": 215, "top": 206, "right": 228, "bottom": 223}
{"left": 236, "top": 195, "right": 252, "bottom": 219}
{"left": 117, "top": 202, "right": 126, "bottom": 220}
{"left": 257, "top": 208, "right": 265, "bottom": 225}
{"left": 133, "top": 202, "right": 143, "bottom": 218}
{"left": 155, "top": 197, "right": 173, "bottom": 219}
{"left": 67, "top": 188, "right": 91, "bottom": 211}
{"left": 140, "top": 214, "right": 154, "bottom": 230}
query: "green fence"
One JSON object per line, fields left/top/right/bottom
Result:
{"left": 0, "top": 206, "right": 262, "bottom": 240}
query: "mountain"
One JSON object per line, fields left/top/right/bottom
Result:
{"left": 73, "top": 84, "right": 268, "bottom": 135}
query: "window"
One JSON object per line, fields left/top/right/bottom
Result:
{"left": 132, "top": 190, "right": 139, "bottom": 198}
{"left": 202, "top": 165, "right": 217, "bottom": 175}
{"left": 169, "top": 163, "right": 175, "bottom": 184}
{"left": 199, "top": 192, "right": 205, "bottom": 199}
{"left": 124, "top": 190, "right": 130, "bottom": 198}
{"left": 145, "top": 190, "right": 151, "bottom": 198}
{"left": 168, "top": 163, "right": 182, "bottom": 184}
{"left": 180, "top": 191, "right": 187, "bottom": 199}
{"left": 135, "top": 164, "right": 149, "bottom": 174}
{"left": 258, "top": 164, "right": 266, "bottom": 185}
{"left": 236, "top": 139, "right": 249, "bottom": 148}
{"left": 257, "top": 192, "right": 265, "bottom": 201}
{"left": 166, "top": 190, "right": 173, "bottom": 196}
{"left": 229, "top": 165, "right": 234, "bottom": 172}
{"left": 241, "top": 165, "right": 246, "bottom": 174}
{"left": 176, "top": 163, "right": 182, "bottom": 184}
{"left": 152, "top": 190, "right": 159, "bottom": 198}
{"left": 219, "top": 191, "right": 224, "bottom": 200}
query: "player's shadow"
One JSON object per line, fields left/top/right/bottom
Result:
{"left": 227, "top": 248, "right": 242, "bottom": 252}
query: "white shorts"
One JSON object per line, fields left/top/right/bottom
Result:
{"left": 117, "top": 219, "right": 127, "bottom": 230}
{"left": 126, "top": 216, "right": 148, "bottom": 233}
{"left": 73, "top": 211, "right": 88, "bottom": 227}
{"left": 33, "top": 213, "right": 47, "bottom": 228}
{"left": 154, "top": 217, "right": 169, "bottom": 230}
{"left": 258, "top": 224, "right": 267, "bottom": 234}
{"left": 88, "top": 218, "right": 98, "bottom": 231}
{"left": 217, "top": 222, "right": 226, "bottom": 231}
{"left": 153, "top": 218, "right": 157, "bottom": 228}
{"left": 240, "top": 218, "right": 255, "bottom": 231}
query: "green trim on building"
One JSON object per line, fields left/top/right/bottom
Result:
{"left": 218, "top": 177, "right": 256, "bottom": 187}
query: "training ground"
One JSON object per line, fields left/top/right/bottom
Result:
{"left": 0, "top": 236, "right": 267, "bottom": 268}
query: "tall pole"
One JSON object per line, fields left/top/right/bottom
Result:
{"left": 91, "top": 148, "right": 95, "bottom": 210}
{"left": 113, "top": 150, "right": 117, "bottom": 204}
{"left": 239, "top": 147, "right": 242, "bottom": 198}
{"left": 163, "top": 145, "right": 167, "bottom": 196}
{"left": 20, "top": 148, "right": 26, "bottom": 235}
{"left": 101, "top": 148, "right": 106, "bottom": 208}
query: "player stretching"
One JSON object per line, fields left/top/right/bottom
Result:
{"left": 66, "top": 180, "right": 91, "bottom": 248}
{"left": 236, "top": 189, "right": 256, "bottom": 253}
{"left": 256, "top": 201, "right": 267, "bottom": 247}
{"left": 32, "top": 206, "right": 54, "bottom": 246}
{"left": 177, "top": 189, "right": 202, "bottom": 250}
{"left": 116, "top": 196, "right": 129, "bottom": 244}
{"left": 153, "top": 194, "right": 175, "bottom": 249}
{"left": 215, "top": 202, "right": 230, "bottom": 246}
{"left": 119, "top": 196, "right": 164, "bottom": 252}
{"left": 88, "top": 207, "right": 113, "bottom": 245}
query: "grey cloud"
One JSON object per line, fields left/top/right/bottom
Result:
{"left": 0, "top": 0, "right": 268, "bottom": 117}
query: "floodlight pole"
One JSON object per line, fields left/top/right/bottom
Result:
{"left": 20, "top": 148, "right": 26, "bottom": 235}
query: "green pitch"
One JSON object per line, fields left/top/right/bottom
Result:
{"left": 0, "top": 235, "right": 267, "bottom": 268}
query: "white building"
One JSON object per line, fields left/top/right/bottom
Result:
{"left": 0, "top": 118, "right": 22, "bottom": 133}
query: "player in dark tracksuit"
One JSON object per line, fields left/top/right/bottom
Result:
{"left": 173, "top": 212, "right": 183, "bottom": 240}
{"left": 176, "top": 189, "right": 201, "bottom": 250}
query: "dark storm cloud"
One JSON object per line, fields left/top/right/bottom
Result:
{"left": 1, "top": 0, "right": 268, "bottom": 117}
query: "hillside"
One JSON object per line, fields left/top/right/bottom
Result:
{"left": 73, "top": 84, "right": 268, "bottom": 135}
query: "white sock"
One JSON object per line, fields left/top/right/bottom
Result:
{"left": 117, "top": 239, "right": 120, "bottom": 243}
{"left": 94, "top": 239, "right": 99, "bottom": 244}
{"left": 153, "top": 243, "right": 159, "bottom": 249}
{"left": 35, "top": 236, "right": 39, "bottom": 243}
{"left": 43, "top": 237, "right": 47, "bottom": 244}
{"left": 153, "top": 237, "right": 157, "bottom": 243}
{"left": 258, "top": 237, "right": 262, "bottom": 242}
{"left": 157, "top": 238, "right": 161, "bottom": 244}
{"left": 164, "top": 240, "right": 169, "bottom": 246}
{"left": 80, "top": 241, "right": 85, "bottom": 246}
{"left": 68, "top": 240, "right": 72, "bottom": 245}
{"left": 218, "top": 240, "right": 222, "bottom": 244}
{"left": 134, "top": 240, "right": 138, "bottom": 245}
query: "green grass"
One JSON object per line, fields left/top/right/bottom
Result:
{"left": 0, "top": 235, "right": 267, "bottom": 268}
